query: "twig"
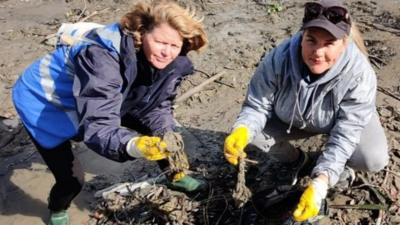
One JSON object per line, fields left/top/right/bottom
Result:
{"left": 244, "top": 158, "right": 258, "bottom": 165}
{"left": 215, "top": 195, "right": 228, "bottom": 225}
{"left": 203, "top": 187, "right": 213, "bottom": 225}
{"left": 41, "top": 8, "right": 110, "bottom": 45}
{"left": 383, "top": 169, "right": 400, "bottom": 179}
{"left": 376, "top": 209, "right": 384, "bottom": 225}
{"left": 199, "top": 0, "right": 208, "bottom": 10}
{"left": 377, "top": 86, "right": 400, "bottom": 102}
{"left": 369, "top": 55, "right": 386, "bottom": 65}
{"left": 329, "top": 204, "right": 388, "bottom": 211}
{"left": 382, "top": 169, "right": 389, "bottom": 187}
{"left": 238, "top": 207, "right": 245, "bottom": 225}
{"left": 360, "top": 21, "right": 400, "bottom": 36}
{"left": 175, "top": 70, "right": 226, "bottom": 103}
{"left": 214, "top": 80, "right": 235, "bottom": 88}
{"left": 194, "top": 68, "right": 211, "bottom": 78}
{"left": 76, "top": 0, "right": 88, "bottom": 22}
{"left": 358, "top": 175, "right": 387, "bottom": 204}
{"left": 194, "top": 69, "right": 234, "bottom": 88}
{"left": 370, "top": 23, "right": 400, "bottom": 36}
{"left": 79, "top": 8, "right": 110, "bottom": 22}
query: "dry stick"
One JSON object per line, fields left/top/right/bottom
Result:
{"left": 79, "top": 8, "right": 110, "bottom": 22}
{"left": 377, "top": 86, "right": 400, "bottom": 102}
{"left": 383, "top": 169, "right": 400, "bottom": 179}
{"left": 369, "top": 55, "right": 386, "bottom": 66}
{"left": 358, "top": 175, "right": 387, "bottom": 205}
{"left": 41, "top": 8, "right": 110, "bottom": 44}
{"left": 215, "top": 196, "right": 228, "bottom": 225}
{"left": 360, "top": 21, "right": 400, "bottom": 36}
{"left": 175, "top": 70, "right": 226, "bottom": 103}
{"left": 194, "top": 69, "right": 234, "bottom": 88}
{"left": 382, "top": 170, "right": 389, "bottom": 187}
{"left": 329, "top": 204, "right": 388, "bottom": 211}
{"left": 376, "top": 209, "right": 384, "bottom": 225}
{"left": 203, "top": 188, "right": 213, "bottom": 225}
{"left": 370, "top": 23, "right": 400, "bottom": 36}
{"left": 76, "top": 0, "right": 88, "bottom": 22}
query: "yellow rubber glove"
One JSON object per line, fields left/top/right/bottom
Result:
{"left": 126, "top": 136, "right": 168, "bottom": 161}
{"left": 293, "top": 178, "right": 328, "bottom": 222}
{"left": 224, "top": 126, "right": 249, "bottom": 165}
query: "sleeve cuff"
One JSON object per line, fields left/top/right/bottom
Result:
{"left": 126, "top": 137, "right": 142, "bottom": 158}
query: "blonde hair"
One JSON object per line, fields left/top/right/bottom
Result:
{"left": 120, "top": 0, "right": 208, "bottom": 54}
{"left": 349, "top": 22, "right": 368, "bottom": 56}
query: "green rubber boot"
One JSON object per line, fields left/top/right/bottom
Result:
{"left": 48, "top": 210, "right": 69, "bottom": 225}
{"left": 169, "top": 175, "right": 207, "bottom": 193}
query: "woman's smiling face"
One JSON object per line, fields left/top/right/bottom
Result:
{"left": 301, "top": 27, "right": 348, "bottom": 75}
{"left": 141, "top": 23, "right": 183, "bottom": 69}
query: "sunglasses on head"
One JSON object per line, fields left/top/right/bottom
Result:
{"left": 303, "top": 2, "right": 350, "bottom": 24}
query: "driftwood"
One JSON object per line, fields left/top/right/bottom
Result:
{"left": 329, "top": 204, "right": 388, "bottom": 211}
{"left": 378, "top": 86, "right": 400, "bottom": 102}
{"left": 360, "top": 21, "right": 400, "bottom": 36}
{"left": 175, "top": 70, "right": 226, "bottom": 103}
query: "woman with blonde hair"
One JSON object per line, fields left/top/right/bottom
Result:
{"left": 12, "top": 1, "right": 207, "bottom": 224}
{"left": 224, "top": 0, "right": 388, "bottom": 223}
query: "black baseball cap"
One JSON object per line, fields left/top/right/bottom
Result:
{"left": 302, "top": 0, "right": 351, "bottom": 39}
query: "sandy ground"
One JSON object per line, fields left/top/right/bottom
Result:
{"left": 1, "top": 0, "right": 400, "bottom": 224}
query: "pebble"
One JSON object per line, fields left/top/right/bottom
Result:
{"left": 1, "top": 117, "right": 19, "bottom": 129}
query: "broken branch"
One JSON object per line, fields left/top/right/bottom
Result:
{"left": 175, "top": 70, "right": 226, "bottom": 103}
{"left": 377, "top": 86, "right": 400, "bottom": 102}
{"left": 329, "top": 204, "right": 388, "bottom": 211}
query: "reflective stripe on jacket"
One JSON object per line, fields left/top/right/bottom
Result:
{"left": 12, "top": 23, "right": 193, "bottom": 161}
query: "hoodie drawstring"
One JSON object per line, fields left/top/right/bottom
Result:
{"left": 287, "top": 82, "right": 306, "bottom": 134}
{"left": 310, "top": 83, "right": 319, "bottom": 124}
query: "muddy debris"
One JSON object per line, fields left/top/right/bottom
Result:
{"left": 163, "top": 131, "right": 190, "bottom": 176}
{"left": 1, "top": 0, "right": 400, "bottom": 225}
{"left": 232, "top": 156, "right": 252, "bottom": 208}
{"left": 89, "top": 185, "right": 200, "bottom": 225}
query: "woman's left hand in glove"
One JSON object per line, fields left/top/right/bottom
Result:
{"left": 293, "top": 177, "right": 328, "bottom": 222}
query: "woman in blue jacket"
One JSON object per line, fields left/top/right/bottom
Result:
{"left": 12, "top": 1, "right": 207, "bottom": 224}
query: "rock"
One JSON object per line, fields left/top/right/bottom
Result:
{"left": 378, "top": 106, "right": 393, "bottom": 118}
{"left": 1, "top": 117, "right": 19, "bottom": 129}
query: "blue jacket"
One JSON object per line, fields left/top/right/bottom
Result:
{"left": 12, "top": 23, "right": 194, "bottom": 162}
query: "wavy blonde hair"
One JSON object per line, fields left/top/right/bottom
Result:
{"left": 120, "top": 0, "right": 208, "bottom": 54}
{"left": 349, "top": 22, "right": 368, "bottom": 56}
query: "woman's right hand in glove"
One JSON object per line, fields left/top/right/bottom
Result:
{"left": 223, "top": 126, "right": 249, "bottom": 165}
{"left": 126, "top": 136, "right": 168, "bottom": 161}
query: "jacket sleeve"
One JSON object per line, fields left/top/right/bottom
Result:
{"left": 73, "top": 45, "right": 137, "bottom": 162}
{"left": 312, "top": 69, "right": 377, "bottom": 186}
{"left": 138, "top": 99, "right": 175, "bottom": 137}
{"left": 234, "top": 47, "right": 281, "bottom": 141}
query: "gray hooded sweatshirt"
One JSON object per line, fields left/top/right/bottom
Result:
{"left": 234, "top": 32, "right": 376, "bottom": 186}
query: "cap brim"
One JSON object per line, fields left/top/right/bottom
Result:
{"left": 302, "top": 18, "right": 347, "bottom": 39}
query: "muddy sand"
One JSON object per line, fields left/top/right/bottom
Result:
{"left": 1, "top": 0, "right": 400, "bottom": 224}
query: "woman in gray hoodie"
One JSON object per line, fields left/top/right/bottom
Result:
{"left": 224, "top": 0, "right": 388, "bottom": 222}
